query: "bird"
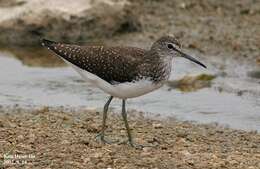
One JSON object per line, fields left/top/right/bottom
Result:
{"left": 41, "top": 36, "right": 206, "bottom": 148}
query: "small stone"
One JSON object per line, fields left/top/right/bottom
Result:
{"left": 143, "top": 147, "right": 152, "bottom": 153}
{"left": 181, "top": 150, "right": 192, "bottom": 159}
{"left": 17, "top": 135, "right": 24, "bottom": 141}
{"left": 28, "top": 133, "right": 36, "bottom": 143}
{"left": 83, "top": 157, "right": 91, "bottom": 163}
{"left": 152, "top": 123, "right": 163, "bottom": 129}
{"left": 229, "top": 160, "right": 238, "bottom": 165}
{"left": 177, "top": 138, "right": 188, "bottom": 144}
{"left": 179, "top": 3, "right": 186, "bottom": 9}
{"left": 187, "top": 160, "right": 194, "bottom": 165}
{"left": 0, "top": 120, "right": 4, "bottom": 127}
{"left": 248, "top": 166, "right": 256, "bottom": 169}
{"left": 141, "top": 151, "right": 152, "bottom": 157}
{"left": 212, "top": 154, "right": 218, "bottom": 159}
{"left": 61, "top": 139, "right": 70, "bottom": 145}
{"left": 256, "top": 58, "right": 260, "bottom": 65}
{"left": 93, "top": 152, "right": 103, "bottom": 158}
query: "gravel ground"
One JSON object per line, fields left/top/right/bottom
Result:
{"left": 0, "top": 107, "right": 259, "bottom": 169}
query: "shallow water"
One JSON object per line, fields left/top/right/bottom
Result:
{"left": 0, "top": 50, "right": 259, "bottom": 131}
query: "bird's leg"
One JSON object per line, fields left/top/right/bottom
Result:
{"left": 121, "top": 99, "right": 144, "bottom": 149}
{"left": 95, "top": 96, "right": 117, "bottom": 144}
{"left": 121, "top": 100, "right": 157, "bottom": 148}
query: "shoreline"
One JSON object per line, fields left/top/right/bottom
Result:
{"left": 0, "top": 107, "right": 259, "bottom": 168}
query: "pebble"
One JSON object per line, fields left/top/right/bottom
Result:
{"left": 28, "top": 133, "right": 36, "bottom": 143}
{"left": 83, "top": 157, "right": 91, "bottom": 163}
{"left": 152, "top": 123, "right": 163, "bottom": 129}
{"left": 229, "top": 160, "right": 238, "bottom": 165}
{"left": 17, "top": 134, "right": 24, "bottom": 141}
{"left": 93, "top": 152, "right": 103, "bottom": 158}
{"left": 143, "top": 147, "right": 152, "bottom": 152}
{"left": 61, "top": 139, "right": 70, "bottom": 144}
{"left": 181, "top": 150, "right": 192, "bottom": 157}
{"left": 248, "top": 166, "right": 256, "bottom": 169}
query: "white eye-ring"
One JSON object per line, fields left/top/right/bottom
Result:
{"left": 167, "top": 42, "right": 181, "bottom": 50}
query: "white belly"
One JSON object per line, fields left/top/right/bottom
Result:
{"left": 108, "top": 80, "right": 162, "bottom": 99}
{"left": 64, "top": 60, "right": 163, "bottom": 99}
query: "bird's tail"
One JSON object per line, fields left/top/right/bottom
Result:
{"left": 41, "top": 39, "right": 57, "bottom": 49}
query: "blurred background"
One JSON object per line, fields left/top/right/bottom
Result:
{"left": 0, "top": 0, "right": 259, "bottom": 131}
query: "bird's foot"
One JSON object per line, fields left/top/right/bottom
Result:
{"left": 119, "top": 139, "right": 157, "bottom": 149}
{"left": 95, "top": 133, "right": 119, "bottom": 144}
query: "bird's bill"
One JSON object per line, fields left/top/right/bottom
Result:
{"left": 176, "top": 49, "right": 207, "bottom": 68}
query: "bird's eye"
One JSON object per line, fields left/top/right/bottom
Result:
{"left": 167, "top": 43, "right": 174, "bottom": 49}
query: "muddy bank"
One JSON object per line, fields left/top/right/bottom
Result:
{"left": 0, "top": 0, "right": 259, "bottom": 64}
{"left": 0, "top": 0, "right": 140, "bottom": 46}
{"left": 0, "top": 0, "right": 259, "bottom": 72}
{"left": 112, "top": 0, "right": 260, "bottom": 63}
{"left": 0, "top": 107, "right": 259, "bottom": 169}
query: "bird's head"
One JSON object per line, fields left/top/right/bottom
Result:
{"left": 151, "top": 36, "right": 206, "bottom": 68}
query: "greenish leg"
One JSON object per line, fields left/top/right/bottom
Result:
{"left": 95, "top": 96, "right": 118, "bottom": 144}
{"left": 121, "top": 99, "right": 144, "bottom": 149}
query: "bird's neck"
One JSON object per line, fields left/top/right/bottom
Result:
{"left": 142, "top": 50, "right": 173, "bottom": 82}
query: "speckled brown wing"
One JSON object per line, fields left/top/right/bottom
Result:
{"left": 42, "top": 39, "right": 146, "bottom": 84}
